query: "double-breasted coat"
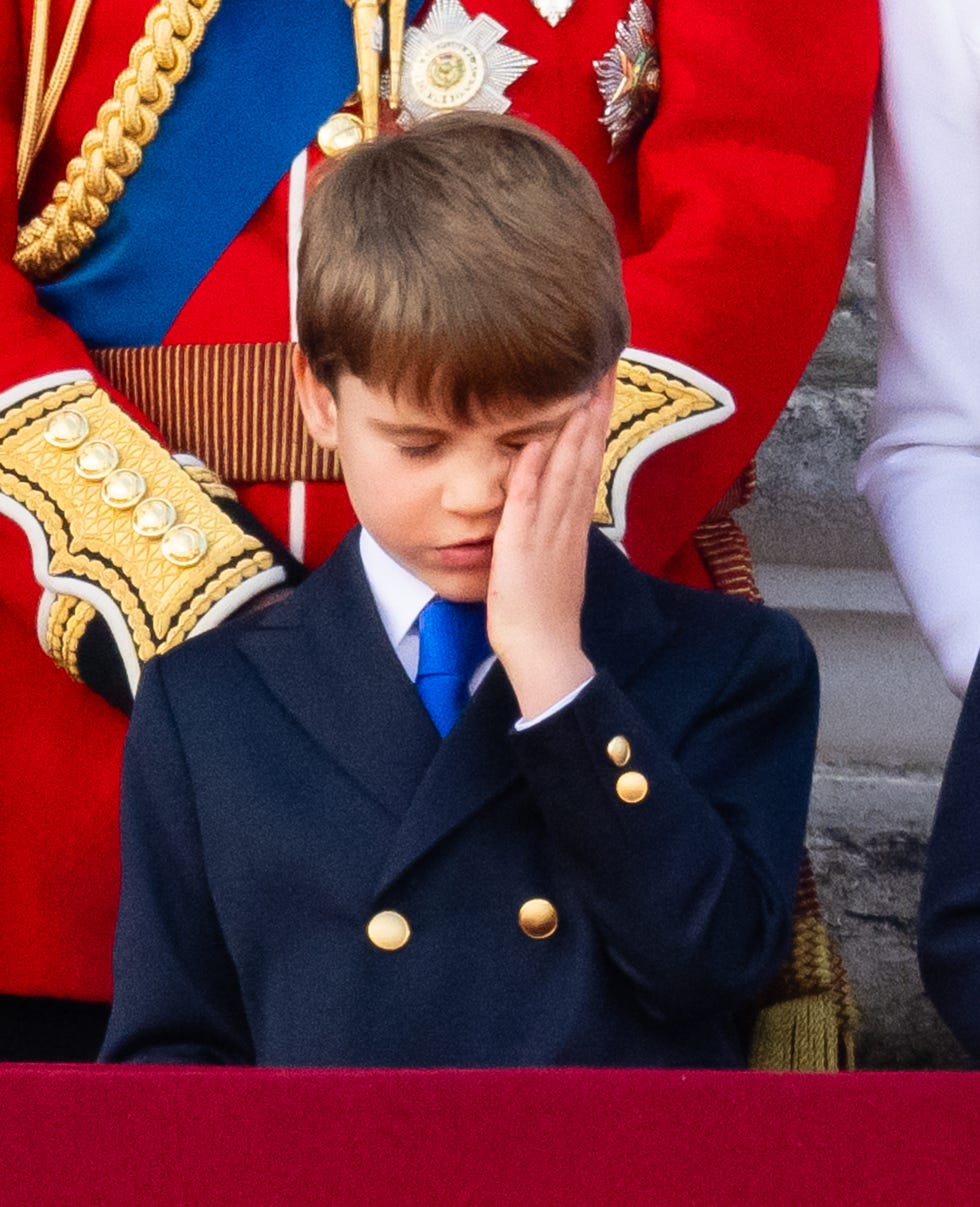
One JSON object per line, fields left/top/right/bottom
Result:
{"left": 101, "top": 530, "right": 818, "bottom": 1066}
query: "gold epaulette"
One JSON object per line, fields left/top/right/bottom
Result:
{"left": 0, "top": 378, "right": 286, "bottom": 696}
{"left": 593, "top": 349, "right": 735, "bottom": 538}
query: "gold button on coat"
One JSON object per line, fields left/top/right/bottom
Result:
{"left": 518, "top": 898, "right": 558, "bottom": 940}
{"left": 606, "top": 735, "right": 631, "bottom": 766}
{"left": 44, "top": 407, "right": 90, "bottom": 449}
{"left": 160, "top": 522, "right": 208, "bottom": 568}
{"left": 101, "top": 468, "right": 147, "bottom": 510}
{"left": 367, "top": 910, "right": 411, "bottom": 951}
{"left": 317, "top": 112, "right": 366, "bottom": 157}
{"left": 616, "top": 770, "right": 649, "bottom": 804}
{"left": 133, "top": 496, "right": 177, "bottom": 538}
{"left": 74, "top": 439, "right": 120, "bottom": 480}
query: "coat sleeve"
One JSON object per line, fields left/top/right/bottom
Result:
{"left": 99, "top": 655, "right": 254, "bottom": 1064}
{"left": 918, "top": 652, "right": 980, "bottom": 1062}
{"left": 612, "top": 0, "right": 879, "bottom": 573}
{"left": 856, "top": 0, "right": 980, "bottom": 698}
{"left": 509, "top": 607, "right": 818, "bottom": 1019}
{"left": 0, "top": 7, "right": 299, "bottom": 713}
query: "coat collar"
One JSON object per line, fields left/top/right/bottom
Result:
{"left": 236, "top": 530, "right": 441, "bottom": 819}
{"left": 236, "top": 527, "right": 677, "bottom": 894}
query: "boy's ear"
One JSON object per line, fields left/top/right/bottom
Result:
{"left": 292, "top": 345, "right": 338, "bottom": 450}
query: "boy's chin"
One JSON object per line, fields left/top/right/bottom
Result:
{"left": 420, "top": 569, "right": 491, "bottom": 605}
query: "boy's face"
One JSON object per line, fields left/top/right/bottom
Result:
{"left": 294, "top": 350, "right": 595, "bottom": 601}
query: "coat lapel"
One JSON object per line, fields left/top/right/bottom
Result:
{"left": 373, "top": 661, "right": 522, "bottom": 895}
{"left": 372, "top": 530, "right": 678, "bottom": 897}
{"left": 236, "top": 530, "right": 440, "bottom": 818}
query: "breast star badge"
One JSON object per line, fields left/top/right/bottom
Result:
{"left": 594, "top": 0, "right": 661, "bottom": 158}
{"left": 530, "top": 0, "right": 574, "bottom": 27}
{"left": 397, "top": 0, "right": 536, "bottom": 128}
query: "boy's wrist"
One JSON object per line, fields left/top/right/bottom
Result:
{"left": 502, "top": 644, "right": 595, "bottom": 721}
{"left": 513, "top": 674, "right": 595, "bottom": 730}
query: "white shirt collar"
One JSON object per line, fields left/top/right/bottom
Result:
{"left": 358, "top": 527, "right": 434, "bottom": 650}
{"left": 358, "top": 527, "right": 496, "bottom": 690}
{"left": 357, "top": 527, "right": 585, "bottom": 721}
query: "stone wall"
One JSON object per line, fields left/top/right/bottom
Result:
{"left": 738, "top": 159, "right": 968, "bottom": 1069}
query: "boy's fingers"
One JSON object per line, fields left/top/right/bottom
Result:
{"left": 581, "top": 392, "right": 614, "bottom": 491}
{"left": 538, "top": 406, "right": 589, "bottom": 494}
{"left": 509, "top": 439, "right": 548, "bottom": 499}
{"left": 502, "top": 383, "right": 612, "bottom": 541}
{"left": 539, "top": 402, "right": 605, "bottom": 528}
{"left": 498, "top": 439, "right": 547, "bottom": 534}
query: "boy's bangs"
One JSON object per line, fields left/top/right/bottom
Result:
{"left": 328, "top": 254, "right": 620, "bottom": 420}
{"left": 353, "top": 308, "right": 605, "bottom": 421}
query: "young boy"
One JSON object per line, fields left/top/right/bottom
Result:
{"left": 100, "top": 113, "right": 818, "bottom": 1068}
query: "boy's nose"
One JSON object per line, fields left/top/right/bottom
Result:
{"left": 442, "top": 458, "right": 507, "bottom": 515}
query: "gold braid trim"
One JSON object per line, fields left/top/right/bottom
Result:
{"left": 15, "top": 0, "right": 221, "bottom": 282}
{"left": 45, "top": 594, "right": 97, "bottom": 681}
{"left": 0, "top": 379, "right": 273, "bottom": 665}
{"left": 182, "top": 463, "right": 238, "bottom": 502}
{"left": 593, "top": 356, "right": 727, "bottom": 527}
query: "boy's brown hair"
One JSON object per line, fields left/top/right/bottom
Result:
{"left": 296, "top": 111, "right": 629, "bottom": 418}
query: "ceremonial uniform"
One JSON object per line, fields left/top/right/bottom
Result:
{"left": 858, "top": 0, "right": 980, "bottom": 699}
{"left": 101, "top": 529, "right": 818, "bottom": 1067}
{"left": 1, "top": 0, "right": 877, "bottom": 1021}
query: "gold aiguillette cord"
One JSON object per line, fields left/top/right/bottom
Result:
{"left": 346, "top": 0, "right": 407, "bottom": 140}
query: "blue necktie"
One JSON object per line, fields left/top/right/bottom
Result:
{"left": 416, "top": 598, "right": 492, "bottom": 737}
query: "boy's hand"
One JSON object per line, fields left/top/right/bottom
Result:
{"left": 487, "top": 373, "right": 615, "bottom": 720}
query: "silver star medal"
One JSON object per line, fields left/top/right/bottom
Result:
{"left": 594, "top": 0, "right": 661, "bottom": 158}
{"left": 397, "top": 0, "right": 536, "bottom": 128}
{"left": 531, "top": 0, "right": 574, "bottom": 27}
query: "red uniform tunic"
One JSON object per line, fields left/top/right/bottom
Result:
{"left": 0, "top": 0, "right": 878, "bottom": 1002}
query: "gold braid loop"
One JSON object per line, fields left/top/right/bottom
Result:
{"left": 46, "top": 594, "right": 97, "bottom": 681}
{"left": 593, "top": 357, "right": 723, "bottom": 528}
{"left": 15, "top": 0, "right": 221, "bottom": 283}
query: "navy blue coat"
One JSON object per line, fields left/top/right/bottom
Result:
{"left": 101, "top": 529, "right": 818, "bottom": 1067}
{"left": 919, "top": 652, "right": 980, "bottom": 1062}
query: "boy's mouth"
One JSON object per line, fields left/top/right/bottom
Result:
{"left": 434, "top": 538, "right": 495, "bottom": 569}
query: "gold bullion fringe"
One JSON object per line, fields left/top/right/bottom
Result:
{"left": 750, "top": 857, "right": 860, "bottom": 1071}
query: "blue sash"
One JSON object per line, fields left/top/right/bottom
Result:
{"left": 39, "top": 0, "right": 424, "bottom": 346}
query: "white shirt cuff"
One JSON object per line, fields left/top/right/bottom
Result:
{"left": 513, "top": 676, "right": 594, "bottom": 731}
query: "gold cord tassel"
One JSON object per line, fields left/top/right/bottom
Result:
{"left": 388, "top": 0, "right": 407, "bottom": 110}
{"left": 344, "top": 0, "right": 408, "bottom": 142}
{"left": 347, "top": 0, "right": 382, "bottom": 140}
{"left": 17, "top": 0, "right": 94, "bottom": 200}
